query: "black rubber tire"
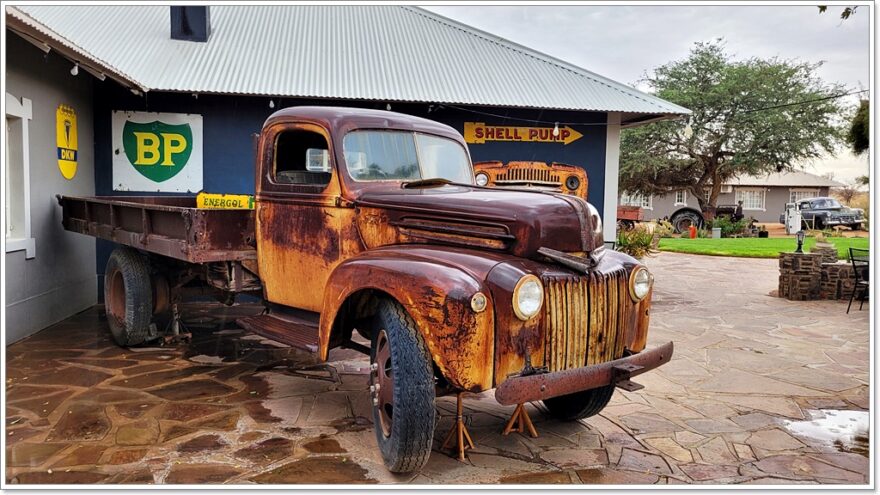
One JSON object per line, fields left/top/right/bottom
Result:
{"left": 369, "top": 299, "right": 436, "bottom": 473}
{"left": 813, "top": 217, "right": 824, "bottom": 230}
{"left": 851, "top": 224, "right": 861, "bottom": 231}
{"left": 542, "top": 385, "right": 616, "bottom": 421}
{"left": 671, "top": 210, "right": 703, "bottom": 234}
{"left": 104, "top": 247, "right": 153, "bottom": 347}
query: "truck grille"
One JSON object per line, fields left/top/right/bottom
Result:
{"left": 541, "top": 270, "right": 630, "bottom": 371}
{"left": 496, "top": 168, "right": 561, "bottom": 186}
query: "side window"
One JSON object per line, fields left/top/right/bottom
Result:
{"left": 274, "top": 129, "right": 332, "bottom": 187}
{"left": 5, "top": 93, "right": 35, "bottom": 259}
{"left": 799, "top": 201, "right": 810, "bottom": 210}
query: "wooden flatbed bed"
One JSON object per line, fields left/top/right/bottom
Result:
{"left": 57, "top": 195, "right": 256, "bottom": 263}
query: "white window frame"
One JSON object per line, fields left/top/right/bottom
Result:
{"left": 5, "top": 93, "right": 35, "bottom": 259}
{"left": 720, "top": 184, "right": 733, "bottom": 194}
{"left": 674, "top": 189, "right": 687, "bottom": 206}
{"left": 620, "top": 192, "right": 653, "bottom": 210}
{"left": 789, "top": 188, "right": 819, "bottom": 203}
{"left": 735, "top": 187, "right": 766, "bottom": 211}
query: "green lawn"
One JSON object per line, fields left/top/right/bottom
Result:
{"left": 657, "top": 237, "right": 869, "bottom": 260}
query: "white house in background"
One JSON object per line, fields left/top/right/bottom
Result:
{"left": 620, "top": 170, "right": 845, "bottom": 224}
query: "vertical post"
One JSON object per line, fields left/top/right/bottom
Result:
{"left": 603, "top": 112, "right": 622, "bottom": 246}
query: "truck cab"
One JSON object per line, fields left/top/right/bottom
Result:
{"left": 59, "top": 106, "right": 672, "bottom": 473}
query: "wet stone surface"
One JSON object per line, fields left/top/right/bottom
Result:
{"left": 4, "top": 253, "right": 869, "bottom": 485}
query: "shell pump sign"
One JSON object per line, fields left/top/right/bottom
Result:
{"left": 112, "top": 111, "right": 203, "bottom": 192}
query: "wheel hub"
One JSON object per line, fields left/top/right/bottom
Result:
{"left": 372, "top": 329, "right": 394, "bottom": 438}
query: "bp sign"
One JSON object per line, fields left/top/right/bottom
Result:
{"left": 112, "top": 111, "right": 203, "bottom": 192}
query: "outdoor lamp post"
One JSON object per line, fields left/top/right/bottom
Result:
{"left": 795, "top": 230, "right": 805, "bottom": 254}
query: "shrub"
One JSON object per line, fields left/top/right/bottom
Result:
{"left": 653, "top": 220, "right": 676, "bottom": 238}
{"left": 617, "top": 224, "right": 657, "bottom": 259}
{"left": 710, "top": 216, "right": 748, "bottom": 237}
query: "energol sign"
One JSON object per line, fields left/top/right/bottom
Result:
{"left": 112, "top": 111, "right": 203, "bottom": 192}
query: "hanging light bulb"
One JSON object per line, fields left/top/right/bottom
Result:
{"left": 269, "top": 99, "right": 275, "bottom": 109}
{"left": 386, "top": 103, "right": 392, "bottom": 111}
{"left": 70, "top": 63, "right": 79, "bottom": 76}
{"left": 683, "top": 122, "right": 694, "bottom": 139}
{"left": 552, "top": 122, "right": 560, "bottom": 137}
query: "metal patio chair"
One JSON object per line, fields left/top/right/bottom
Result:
{"left": 847, "top": 248, "right": 869, "bottom": 314}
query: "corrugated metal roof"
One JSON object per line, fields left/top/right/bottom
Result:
{"left": 8, "top": 5, "right": 689, "bottom": 118}
{"left": 727, "top": 170, "right": 845, "bottom": 188}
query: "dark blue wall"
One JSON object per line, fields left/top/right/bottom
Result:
{"left": 93, "top": 81, "right": 609, "bottom": 291}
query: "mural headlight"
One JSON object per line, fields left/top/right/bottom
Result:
{"left": 629, "top": 266, "right": 652, "bottom": 301}
{"left": 475, "top": 173, "right": 489, "bottom": 187}
{"left": 512, "top": 275, "right": 544, "bottom": 320}
{"left": 565, "top": 175, "right": 580, "bottom": 191}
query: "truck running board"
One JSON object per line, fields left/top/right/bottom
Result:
{"left": 236, "top": 314, "right": 319, "bottom": 353}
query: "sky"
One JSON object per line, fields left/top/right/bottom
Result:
{"left": 425, "top": 4, "right": 871, "bottom": 182}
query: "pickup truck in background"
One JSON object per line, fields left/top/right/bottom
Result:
{"left": 58, "top": 107, "right": 672, "bottom": 473}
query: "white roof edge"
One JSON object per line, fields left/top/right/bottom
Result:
{"left": 409, "top": 6, "right": 691, "bottom": 116}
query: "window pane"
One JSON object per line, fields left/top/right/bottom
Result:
{"left": 274, "top": 130, "right": 332, "bottom": 186}
{"left": 343, "top": 131, "right": 419, "bottom": 181}
{"left": 736, "top": 189, "right": 764, "bottom": 209}
{"left": 414, "top": 134, "right": 472, "bottom": 183}
{"left": 790, "top": 190, "right": 818, "bottom": 203}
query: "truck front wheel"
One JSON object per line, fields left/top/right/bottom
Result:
{"left": 105, "top": 247, "right": 153, "bottom": 347}
{"left": 542, "top": 385, "right": 615, "bottom": 421}
{"left": 369, "top": 299, "right": 436, "bottom": 473}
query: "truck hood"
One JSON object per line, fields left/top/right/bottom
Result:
{"left": 353, "top": 184, "right": 603, "bottom": 258}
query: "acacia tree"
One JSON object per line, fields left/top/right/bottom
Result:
{"left": 846, "top": 99, "right": 869, "bottom": 155}
{"left": 620, "top": 41, "right": 847, "bottom": 215}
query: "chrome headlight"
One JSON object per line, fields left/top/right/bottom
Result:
{"left": 629, "top": 266, "right": 652, "bottom": 301}
{"left": 512, "top": 275, "right": 544, "bottom": 320}
{"left": 475, "top": 172, "right": 489, "bottom": 187}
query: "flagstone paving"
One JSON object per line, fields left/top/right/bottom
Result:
{"left": 4, "top": 252, "right": 869, "bottom": 485}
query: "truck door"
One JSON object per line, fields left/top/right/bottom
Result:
{"left": 255, "top": 123, "right": 358, "bottom": 312}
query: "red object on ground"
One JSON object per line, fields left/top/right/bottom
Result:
{"left": 689, "top": 226, "right": 697, "bottom": 239}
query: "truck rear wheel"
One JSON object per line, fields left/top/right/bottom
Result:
{"left": 369, "top": 299, "right": 436, "bottom": 473}
{"left": 542, "top": 385, "right": 615, "bottom": 421}
{"left": 105, "top": 247, "right": 153, "bottom": 347}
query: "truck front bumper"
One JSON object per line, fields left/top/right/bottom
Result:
{"left": 494, "top": 341, "right": 674, "bottom": 405}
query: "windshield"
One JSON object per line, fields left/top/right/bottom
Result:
{"left": 812, "top": 198, "right": 842, "bottom": 209}
{"left": 343, "top": 131, "right": 473, "bottom": 184}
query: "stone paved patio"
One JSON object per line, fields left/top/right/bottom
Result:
{"left": 4, "top": 252, "right": 869, "bottom": 485}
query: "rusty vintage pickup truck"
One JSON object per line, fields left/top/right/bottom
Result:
{"left": 58, "top": 106, "right": 672, "bottom": 473}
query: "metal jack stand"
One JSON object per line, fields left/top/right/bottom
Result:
{"left": 502, "top": 403, "right": 538, "bottom": 438}
{"left": 162, "top": 303, "right": 192, "bottom": 345}
{"left": 441, "top": 392, "right": 474, "bottom": 461}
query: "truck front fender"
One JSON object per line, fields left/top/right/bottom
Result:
{"left": 319, "top": 248, "right": 497, "bottom": 391}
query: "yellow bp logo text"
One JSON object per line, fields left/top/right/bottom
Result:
{"left": 123, "top": 121, "right": 193, "bottom": 182}
{"left": 56, "top": 104, "right": 78, "bottom": 179}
